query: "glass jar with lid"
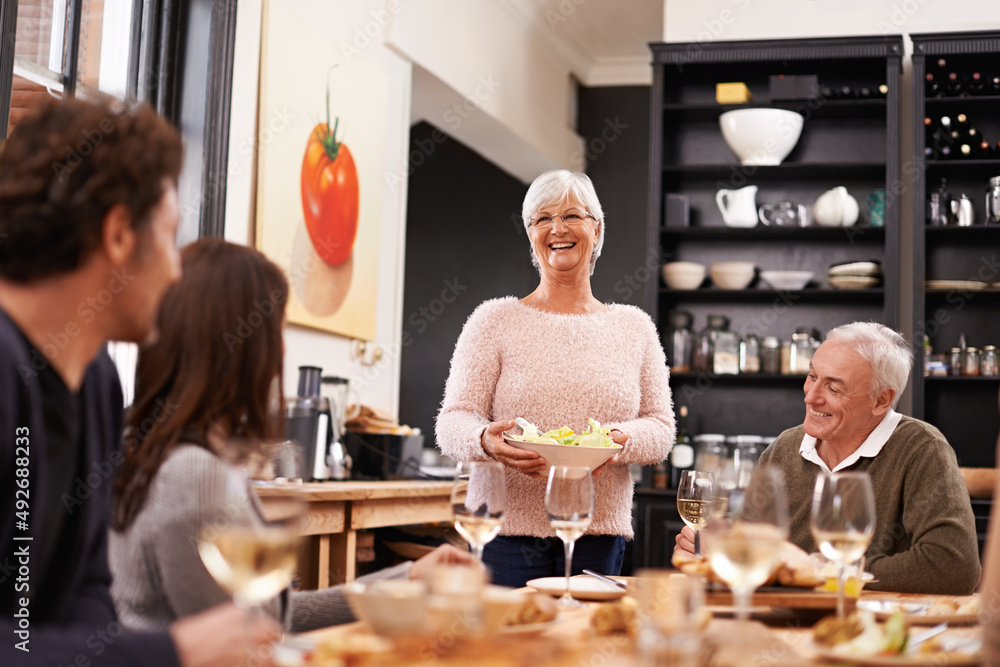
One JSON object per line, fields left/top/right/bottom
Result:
{"left": 692, "top": 314, "right": 729, "bottom": 372}
{"left": 948, "top": 347, "right": 963, "bottom": 376}
{"left": 713, "top": 328, "right": 740, "bottom": 375}
{"left": 963, "top": 347, "right": 981, "bottom": 376}
{"left": 982, "top": 345, "right": 999, "bottom": 377}
{"left": 664, "top": 309, "right": 694, "bottom": 373}
{"left": 733, "top": 435, "right": 763, "bottom": 471}
{"left": 760, "top": 336, "right": 781, "bottom": 374}
{"left": 739, "top": 334, "right": 761, "bottom": 373}
{"left": 693, "top": 434, "right": 727, "bottom": 473}
{"left": 790, "top": 327, "right": 817, "bottom": 374}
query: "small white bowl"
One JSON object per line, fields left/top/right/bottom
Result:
{"left": 343, "top": 580, "right": 429, "bottom": 638}
{"left": 719, "top": 108, "right": 804, "bottom": 166}
{"left": 661, "top": 261, "right": 706, "bottom": 290}
{"left": 759, "top": 270, "right": 814, "bottom": 291}
{"left": 503, "top": 436, "right": 622, "bottom": 474}
{"left": 709, "top": 261, "right": 756, "bottom": 290}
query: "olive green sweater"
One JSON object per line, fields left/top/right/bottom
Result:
{"left": 758, "top": 416, "right": 981, "bottom": 595}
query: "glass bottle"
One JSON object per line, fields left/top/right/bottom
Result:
{"left": 739, "top": 334, "right": 761, "bottom": 374}
{"left": 694, "top": 434, "right": 727, "bottom": 474}
{"left": 982, "top": 346, "right": 999, "bottom": 377}
{"left": 761, "top": 336, "right": 781, "bottom": 374}
{"left": 963, "top": 347, "right": 981, "bottom": 376}
{"left": 948, "top": 347, "right": 963, "bottom": 376}
{"left": 790, "top": 329, "right": 815, "bottom": 374}
{"left": 713, "top": 328, "right": 740, "bottom": 375}
{"left": 670, "top": 406, "right": 695, "bottom": 488}
{"left": 664, "top": 309, "right": 694, "bottom": 373}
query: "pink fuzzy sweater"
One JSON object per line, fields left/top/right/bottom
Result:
{"left": 435, "top": 297, "right": 675, "bottom": 539}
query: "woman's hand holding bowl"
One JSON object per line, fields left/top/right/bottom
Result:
{"left": 481, "top": 419, "right": 547, "bottom": 479}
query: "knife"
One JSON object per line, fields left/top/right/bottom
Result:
{"left": 582, "top": 569, "right": 627, "bottom": 590}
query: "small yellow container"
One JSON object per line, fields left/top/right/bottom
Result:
{"left": 716, "top": 82, "right": 753, "bottom": 104}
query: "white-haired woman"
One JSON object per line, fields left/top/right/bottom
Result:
{"left": 435, "top": 170, "right": 676, "bottom": 587}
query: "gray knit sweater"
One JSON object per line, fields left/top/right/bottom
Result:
{"left": 758, "top": 416, "right": 981, "bottom": 595}
{"left": 109, "top": 445, "right": 410, "bottom": 632}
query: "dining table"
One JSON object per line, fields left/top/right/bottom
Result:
{"left": 295, "top": 580, "right": 985, "bottom": 666}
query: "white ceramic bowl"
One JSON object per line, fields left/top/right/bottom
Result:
{"left": 759, "top": 270, "right": 814, "bottom": 291}
{"left": 343, "top": 580, "right": 429, "bottom": 637}
{"left": 503, "top": 436, "right": 622, "bottom": 474}
{"left": 709, "top": 261, "right": 756, "bottom": 290}
{"left": 719, "top": 108, "right": 804, "bottom": 166}
{"left": 661, "top": 261, "right": 706, "bottom": 290}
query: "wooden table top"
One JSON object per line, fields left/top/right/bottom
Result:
{"left": 254, "top": 479, "right": 453, "bottom": 501}
{"left": 298, "top": 587, "right": 984, "bottom": 666}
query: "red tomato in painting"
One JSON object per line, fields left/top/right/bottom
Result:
{"left": 300, "top": 122, "right": 359, "bottom": 267}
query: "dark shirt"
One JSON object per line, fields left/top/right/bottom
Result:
{"left": 34, "top": 349, "right": 85, "bottom": 621}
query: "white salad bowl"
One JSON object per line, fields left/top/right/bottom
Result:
{"left": 719, "top": 108, "right": 804, "bottom": 166}
{"left": 503, "top": 435, "right": 622, "bottom": 473}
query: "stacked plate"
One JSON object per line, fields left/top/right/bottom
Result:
{"left": 827, "top": 260, "right": 881, "bottom": 290}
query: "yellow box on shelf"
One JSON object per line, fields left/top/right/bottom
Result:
{"left": 715, "top": 82, "right": 753, "bottom": 104}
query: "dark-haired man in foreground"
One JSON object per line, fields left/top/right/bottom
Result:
{"left": 0, "top": 98, "right": 277, "bottom": 666}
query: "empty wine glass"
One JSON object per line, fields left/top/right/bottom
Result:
{"left": 451, "top": 461, "right": 507, "bottom": 561}
{"left": 545, "top": 465, "right": 594, "bottom": 609}
{"left": 702, "top": 466, "right": 787, "bottom": 629}
{"left": 811, "top": 471, "right": 875, "bottom": 619}
{"left": 198, "top": 441, "right": 306, "bottom": 610}
{"left": 676, "top": 470, "right": 713, "bottom": 555}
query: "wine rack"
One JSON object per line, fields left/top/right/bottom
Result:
{"left": 911, "top": 31, "right": 1000, "bottom": 470}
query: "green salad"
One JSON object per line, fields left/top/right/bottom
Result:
{"left": 514, "top": 419, "right": 616, "bottom": 448}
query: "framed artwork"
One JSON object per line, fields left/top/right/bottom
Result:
{"left": 255, "top": 0, "right": 385, "bottom": 340}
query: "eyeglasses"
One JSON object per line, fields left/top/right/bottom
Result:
{"left": 529, "top": 210, "right": 596, "bottom": 229}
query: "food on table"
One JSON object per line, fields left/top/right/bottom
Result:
{"left": 505, "top": 592, "right": 558, "bottom": 626}
{"left": 672, "top": 541, "right": 823, "bottom": 589}
{"left": 926, "top": 595, "right": 981, "bottom": 617}
{"left": 812, "top": 610, "right": 908, "bottom": 657}
{"left": 508, "top": 418, "right": 615, "bottom": 448}
{"left": 590, "top": 596, "right": 638, "bottom": 636}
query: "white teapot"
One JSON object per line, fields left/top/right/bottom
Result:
{"left": 812, "top": 187, "right": 859, "bottom": 227}
{"left": 715, "top": 185, "right": 759, "bottom": 228}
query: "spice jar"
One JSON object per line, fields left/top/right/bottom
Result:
{"left": 693, "top": 315, "right": 730, "bottom": 372}
{"left": 982, "top": 346, "right": 999, "bottom": 377}
{"left": 664, "top": 310, "right": 694, "bottom": 372}
{"left": 790, "top": 329, "right": 815, "bottom": 374}
{"left": 963, "top": 346, "right": 981, "bottom": 376}
{"left": 948, "top": 348, "right": 963, "bottom": 376}
{"left": 713, "top": 327, "right": 740, "bottom": 375}
{"left": 740, "top": 334, "right": 761, "bottom": 373}
{"left": 761, "top": 336, "right": 781, "bottom": 374}
{"left": 694, "top": 434, "right": 727, "bottom": 473}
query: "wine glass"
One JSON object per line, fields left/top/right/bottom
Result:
{"left": 545, "top": 465, "right": 594, "bottom": 609}
{"left": 676, "top": 470, "right": 713, "bottom": 555}
{"left": 451, "top": 461, "right": 506, "bottom": 561}
{"left": 811, "top": 472, "right": 875, "bottom": 619}
{"left": 702, "top": 466, "right": 787, "bottom": 629}
{"left": 198, "top": 441, "right": 307, "bottom": 610}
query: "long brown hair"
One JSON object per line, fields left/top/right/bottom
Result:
{"left": 112, "top": 239, "right": 288, "bottom": 530}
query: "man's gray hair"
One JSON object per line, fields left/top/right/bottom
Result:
{"left": 521, "top": 170, "right": 605, "bottom": 275}
{"left": 825, "top": 321, "right": 913, "bottom": 409}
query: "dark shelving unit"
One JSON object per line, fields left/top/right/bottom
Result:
{"left": 910, "top": 31, "right": 1000, "bottom": 472}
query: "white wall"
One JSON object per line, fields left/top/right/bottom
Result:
{"left": 386, "top": 0, "right": 586, "bottom": 181}
{"left": 226, "top": 0, "right": 413, "bottom": 416}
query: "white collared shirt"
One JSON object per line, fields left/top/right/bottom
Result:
{"left": 798, "top": 409, "right": 902, "bottom": 473}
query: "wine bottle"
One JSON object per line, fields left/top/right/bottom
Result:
{"left": 878, "top": 83, "right": 889, "bottom": 97}
{"left": 944, "top": 72, "right": 964, "bottom": 97}
{"left": 838, "top": 85, "right": 854, "bottom": 99}
{"left": 959, "top": 143, "right": 972, "bottom": 159}
{"left": 989, "top": 77, "right": 1000, "bottom": 96}
{"left": 820, "top": 85, "right": 838, "bottom": 100}
{"left": 925, "top": 73, "right": 940, "bottom": 98}
{"left": 977, "top": 140, "right": 992, "bottom": 159}
{"left": 858, "top": 86, "right": 874, "bottom": 99}
{"left": 954, "top": 113, "right": 970, "bottom": 136}
{"left": 967, "top": 72, "right": 986, "bottom": 96}
{"left": 669, "top": 406, "right": 694, "bottom": 489}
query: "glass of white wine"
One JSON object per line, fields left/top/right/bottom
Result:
{"left": 198, "top": 441, "right": 306, "bottom": 610}
{"left": 676, "top": 470, "right": 713, "bottom": 555}
{"left": 545, "top": 465, "right": 594, "bottom": 609}
{"left": 702, "top": 466, "right": 787, "bottom": 629}
{"left": 451, "top": 461, "right": 506, "bottom": 561}
{"left": 811, "top": 471, "right": 875, "bottom": 619}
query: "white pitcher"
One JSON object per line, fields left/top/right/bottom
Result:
{"left": 812, "top": 186, "right": 860, "bottom": 227}
{"left": 715, "top": 185, "right": 759, "bottom": 228}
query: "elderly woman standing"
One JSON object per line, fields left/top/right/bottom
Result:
{"left": 436, "top": 170, "right": 675, "bottom": 588}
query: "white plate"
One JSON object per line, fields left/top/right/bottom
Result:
{"left": 760, "top": 270, "right": 814, "bottom": 291}
{"left": 829, "top": 275, "right": 880, "bottom": 290}
{"left": 814, "top": 647, "right": 981, "bottom": 666}
{"left": 503, "top": 436, "right": 622, "bottom": 473}
{"left": 828, "top": 261, "right": 882, "bottom": 277}
{"left": 925, "top": 280, "right": 989, "bottom": 291}
{"left": 527, "top": 576, "right": 628, "bottom": 601}
{"left": 499, "top": 618, "right": 562, "bottom": 635}
{"left": 857, "top": 598, "right": 980, "bottom": 626}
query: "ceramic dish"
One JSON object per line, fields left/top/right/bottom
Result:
{"left": 828, "top": 260, "right": 882, "bottom": 277}
{"left": 526, "top": 575, "right": 628, "bottom": 601}
{"left": 499, "top": 618, "right": 562, "bottom": 636}
{"left": 503, "top": 436, "right": 621, "bottom": 473}
{"left": 857, "top": 598, "right": 981, "bottom": 626}
{"left": 924, "top": 280, "right": 989, "bottom": 291}
{"left": 829, "top": 275, "right": 880, "bottom": 290}
{"left": 759, "top": 270, "right": 814, "bottom": 291}
{"left": 814, "top": 639, "right": 982, "bottom": 666}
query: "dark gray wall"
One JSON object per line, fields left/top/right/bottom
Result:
{"left": 399, "top": 86, "right": 652, "bottom": 444}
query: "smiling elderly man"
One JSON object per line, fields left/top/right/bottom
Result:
{"left": 677, "top": 322, "right": 981, "bottom": 594}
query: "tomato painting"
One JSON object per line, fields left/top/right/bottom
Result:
{"left": 301, "top": 115, "right": 359, "bottom": 267}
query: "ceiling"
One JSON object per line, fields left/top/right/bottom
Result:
{"left": 500, "top": 0, "right": 664, "bottom": 85}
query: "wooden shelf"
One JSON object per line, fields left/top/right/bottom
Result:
{"left": 661, "top": 226, "right": 886, "bottom": 241}
{"left": 924, "top": 375, "right": 1000, "bottom": 382}
{"left": 659, "top": 287, "right": 884, "bottom": 302}
{"left": 662, "top": 162, "right": 886, "bottom": 179}
{"left": 669, "top": 371, "right": 807, "bottom": 384}
{"left": 662, "top": 99, "right": 886, "bottom": 121}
